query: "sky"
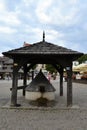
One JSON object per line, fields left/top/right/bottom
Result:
{"left": 0, "top": 0, "right": 87, "bottom": 56}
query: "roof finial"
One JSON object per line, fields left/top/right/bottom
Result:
{"left": 43, "top": 31, "right": 45, "bottom": 42}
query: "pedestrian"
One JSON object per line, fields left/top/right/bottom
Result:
{"left": 47, "top": 73, "right": 51, "bottom": 82}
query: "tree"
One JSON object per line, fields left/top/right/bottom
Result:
{"left": 45, "top": 64, "right": 57, "bottom": 74}
{"left": 77, "top": 54, "right": 87, "bottom": 64}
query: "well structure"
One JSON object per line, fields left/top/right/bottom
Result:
{"left": 2, "top": 32, "right": 83, "bottom": 107}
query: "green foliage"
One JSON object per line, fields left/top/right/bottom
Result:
{"left": 45, "top": 64, "right": 57, "bottom": 74}
{"left": 78, "top": 54, "right": 87, "bottom": 64}
{"left": 32, "top": 64, "right": 37, "bottom": 70}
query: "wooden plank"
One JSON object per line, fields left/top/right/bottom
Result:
{"left": 10, "top": 65, "right": 18, "bottom": 106}
{"left": 23, "top": 65, "right": 27, "bottom": 96}
{"left": 52, "top": 64, "right": 63, "bottom": 96}
{"left": 60, "top": 71, "right": 63, "bottom": 96}
{"left": 10, "top": 86, "right": 25, "bottom": 91}
{"left": 66, "top": 64, "right": 72, "bottom": 106}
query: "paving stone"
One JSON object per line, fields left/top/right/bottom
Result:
{"left": 0, "top": 79, "right": 87, "bottom": 129}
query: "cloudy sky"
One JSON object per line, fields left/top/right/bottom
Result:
{"left": 0, "top": 0, "right": 87, "bottom": 55}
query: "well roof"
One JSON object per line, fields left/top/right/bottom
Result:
{"left": 26, "top": 70, "right": 56, "bottom": 92}
{"left": 2, "top": 32, "right": 84, "bottom": 66}
{"left": 3, "top": 41, "right": 83, "bottom": 56}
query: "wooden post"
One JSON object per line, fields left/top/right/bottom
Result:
{"left": 52, "top": 64, "right": 64, "bottom": 96}
{"left": 32, "top": 70, "right": 34, "bottom": 80}
{"left": 60, "top": 69, "right": 63, "bottom": 96}
{"left": 23, "top": 65, "right": 27, "bottom": 96}
{"left": 66, "top": 63, "right": 72, "bottom": 107}
{"left": 11, "top": 63, "right": 18, "bottom": 106}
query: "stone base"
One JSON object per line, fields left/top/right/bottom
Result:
{"left": 25, "top": 91, "right": 55, "bottom": 101}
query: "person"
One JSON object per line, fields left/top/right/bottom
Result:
{"left": 47, "top": 73, "right": 51, "bottom": 82}
{"left": 52, "top": 72, "right": 56, "bottom": 80}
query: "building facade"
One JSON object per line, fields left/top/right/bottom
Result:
{"left": 0, "top": 56, "right": 13, "bottom": 79}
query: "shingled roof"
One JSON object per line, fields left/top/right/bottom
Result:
{"left": 26, "top": 70, "right": 56, "bottom": 92}
{"left": 3, "top": 41, "right": 83, "bottom": 56}
{"left": 2, "top": 31, "right": 83, "bottom": 65}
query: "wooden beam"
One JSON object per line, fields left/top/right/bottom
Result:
{"left": 10, "top": 86, "right": 25, "bottom": 90}
{"left": 66, "top": 64, "right": 73, "bottom": 107}
{"left": 23, "top": 65, "right": 27, "bottom": 96}
{"left": 22, "top": 63, "right": 36, "bottom": 95}
{"left": 10, "top": 64, "right": 18, "bottom": 106}
{"left": 52, "top": 64, "right": 63, "bottom": 96}
{"left": 60, "top": 70, "right": 63, "bottom": 96}
{"left": 10, "top": 59, "right": 22, "bottom": 107}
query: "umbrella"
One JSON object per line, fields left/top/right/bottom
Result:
{"left": 73, "top": 63, "right": 87, "bottom": 72}
{"left": 73, "top": 66, "right": 80, "bottom": 72}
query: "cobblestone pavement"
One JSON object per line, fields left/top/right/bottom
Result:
{"left": 0, "top": 79, "right": 87, "bottom": 130}
{"left": 0, "top": 108, "right": 87, "bottom": 130}
{"left": 0, "top": 79, "right": 87, "bottom": 108}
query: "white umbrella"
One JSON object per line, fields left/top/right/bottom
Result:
{"left": 73, "top": 66, "right": 80, "bottom": 72}
{"left": 73, "top": 63, "right": 87, "bottom": 72}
